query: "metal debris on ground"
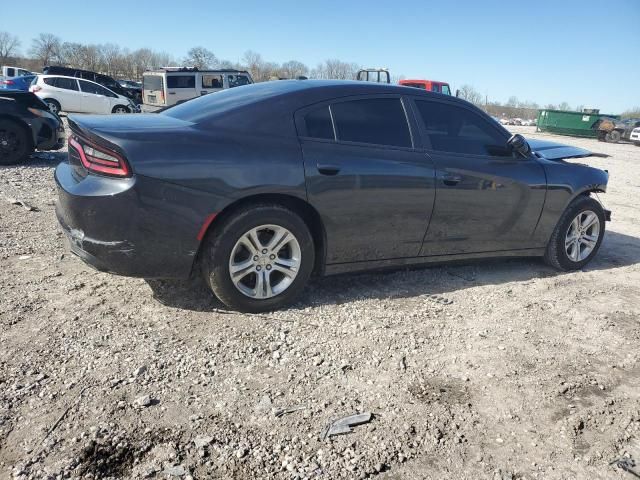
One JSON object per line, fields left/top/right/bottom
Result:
{"left": 609, "top": 456, "right": 640, "bottom": 478}
{"left": 322, "top": 412, "right": 373, "bottom": 440}
{"left": 274, "top": 405, "right": 306, "bottom": 418}
{"left": 6, "top": 197, "right": 38, "bottom": 212}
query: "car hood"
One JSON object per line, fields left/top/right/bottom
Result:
{"left": 526, "top": 138, "right": 605, "bottom": 161}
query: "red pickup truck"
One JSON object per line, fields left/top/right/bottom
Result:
{"left": 399, "top": 79, "right": 451, "bottom": 95}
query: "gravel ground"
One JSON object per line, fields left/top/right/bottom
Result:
{"left": 0, "top": 123, "right": 639, "bottom": 479}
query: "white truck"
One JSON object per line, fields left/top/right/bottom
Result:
{"left": 0, "top": 66, "right": 34, "bottom": 82}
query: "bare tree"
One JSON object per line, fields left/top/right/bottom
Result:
{"left": 280, "top": 60, "right": 309, "bottom": 79}
{"left": 30, "top": 33, "right": 62, "bottom": 67}
{"left": 184, "top": 47, "right": 217, "bottom": 69}
{"left": 458, "top": 85, "right": 483, "bottom": 105}
{"left": 311, "top": 59, "right": 360, "bottom": 80}
{"left": 101, "top": 43, "right": 122, "bottom": 76}
{"left": 558, "top": 101, "right": 571, "bottom": 111}
{"left": 0, "top": 31, "right": 20, "bottom": 64}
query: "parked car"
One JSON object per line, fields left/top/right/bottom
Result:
{"left": 399, "top": 79, "right": 451, "bottom": 95}
{"left": 141, "top": 67, "right": 253, "bottom": 112}
{"left": 594, "top": 117, "right": 640, "bottom": 143}
{"left": 631, "top": 127, "right": 640, "bottom": 146}
{"left": 0, "top": 66, "right": 33, "bottom": 81}
{"left": 30, "top": 75, "right": 137, "bottom": 115}
{"left": 119, "top": 79, "right": 142, "bottom": 89}
{"left": 42, "top": 66, "right": 141, "bottom": 104}
{"left": 55, "top": 80, "right": 610, "bottom": 312}
{"left": 1, "top": 75, "right": 36, "bottom": 91}
{"left": 0, "top": 90, "right": 64, "bottom": 165}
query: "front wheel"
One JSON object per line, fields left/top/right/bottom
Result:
{"left": 544, "top": 196, "right": 605, "bottom": 271}
{"left": 0, "top": 119, "right": 32, "bottom": 165}
{"left": 112, "top": 105, "right": 130, "bottom": 114}
{"left": 44, "top": 99, "right": 61, "bottom": 115}
{"left": 202, "top": 204, "right": 315, "bottom": 312}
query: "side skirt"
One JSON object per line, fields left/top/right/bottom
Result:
{"left": 324, "top": 248, "right": 546, "bottom": 276}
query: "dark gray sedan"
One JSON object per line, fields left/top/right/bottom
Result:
{"left": 55, "top": 80, "right": 610, "bottom": 312}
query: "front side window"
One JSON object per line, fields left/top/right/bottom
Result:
{"left": 304, "top": 105, "right": 334, "bottom": 140}
{"left": 202, "top": 74, "right": 223, "bottom": 89}
{"left": 441, "top": 85, "right": 451, "bottom": 95}
{"left": 167, "top": 75, "right": 196, "bottom": 89}
{"left": 79, "top": 80, "right": 113, "bottom": 97}
{"left": 430, "top": 84, "right": 440, "bottom": 93}
{"left": 227, "top": 74, "right": 251, "bottom": 88}
{"left": 53, "top": 77, "right": 79, "bottom": 91}
{"left": 331, "top": 98, "right": 412, "bottom": 148}
{"left": 415, "top": 100, "right": 509, "bottom": 156}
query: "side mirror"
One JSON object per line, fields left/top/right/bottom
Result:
{"left": 455, "top": 89, "right": 459, "bottom": 98}
{"left": 507, "top": 133, "right": 531, "bottom": 157}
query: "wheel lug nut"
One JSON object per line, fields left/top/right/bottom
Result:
{"left": 262, "top": 249, "right": 268, "bottom": 254}
{"left": 253, "top": 255, "right": 259, "bottom": 261}
{"left": 266, "top": 265, "right": 272, "bottom": 270}
{"left": 256, "top": 266, "right": 261, "bottom": 271}
{"left": 270, "top": 254, "right": 275, "bottom": 260}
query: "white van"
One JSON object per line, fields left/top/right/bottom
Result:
{"left": 141, "top": 67, "right": 253, "bottom": 112}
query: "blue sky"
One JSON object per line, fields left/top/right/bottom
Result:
{"left": 3, "top": 0, "right": 639, "bottom": 112}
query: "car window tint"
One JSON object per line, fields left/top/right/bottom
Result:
{"left": 79, "top": 80, "right": 113, "bottom": 97}
{"left": 304, "top": 106, "right": 334, "bottom": 140}
{"left": 202, "top": 74, "right": 223, "bottom": 89}
{"left": 441, "top": 85, "right": 451, "bottom": 95}
{"left": 143, "top": 75, "right": 163, "bottom": 91}
{"left": 54, "top": 77, "right": 79, "bottom": 91}
{"left": 331, "top": 98, "right": 411, "bottom": 148}
{"left": 415, "top": 100, "right": 509, "bottom": 156}
{"left": 228, "top": 75, "right": 251, "bottom": 88}
{"left": 167, "top": 75, "right": 195, "bottom": 89}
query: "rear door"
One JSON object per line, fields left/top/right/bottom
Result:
{"left": 166, "top": 73, "right": 196, "bottom": 105}
{"left": 410, "top": 97, "right": 547, "bottom": 255}
{"left": 45, "top": 77, "right": 82, "bottom": 112}
{"left": 143, "top": 73, "right": 165, "bottom": 107}
{"left": 298, "top": 95, "right": 436, "bottom": 264}
{"left": 201, "top": 73, "right": 224, "bottom": 95}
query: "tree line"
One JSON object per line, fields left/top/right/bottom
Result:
{"left": 1, "top": 31, "right": 635, "bottom": 117}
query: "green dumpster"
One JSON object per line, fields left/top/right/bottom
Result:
{"left": 536, "top": 109, "right": 619, "bottom": 138}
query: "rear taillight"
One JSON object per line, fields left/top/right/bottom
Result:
{"left": 2, "top": 80, "right": 15, "bottom": 85}
{"left": 69, "top": 136, "right": 130, "bottom": 178}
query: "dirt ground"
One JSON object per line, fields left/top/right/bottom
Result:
{"left": 0, "top": 124, "right": 639, "bottom": 480}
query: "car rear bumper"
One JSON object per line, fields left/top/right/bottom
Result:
{"left": 54, "top": 161, "right": 206, "bottom": 279}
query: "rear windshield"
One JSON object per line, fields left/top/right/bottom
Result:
{"left": 162, "top": 81, "right": 286, "bottom": 122}
{"left": 143, "top": 75, "right": 163, "bottom": 91}
{"left": 402, "top": 82, "right": 426, "bottom": 89}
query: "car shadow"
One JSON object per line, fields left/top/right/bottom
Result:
{"left": 146, "top": 229, "right": 640, "bottom": 313}
{"left": 0, "top": 151, "right": 67, "bottom": 172}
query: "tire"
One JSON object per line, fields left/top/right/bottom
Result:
{"left": 544, "top": 196, "right": 605, "bottom": 271}
{"left": 44, "top": 99, "right": 61, "bottom": 115}
{"left": 606, "top": 130, "right": 621, "bottom": 143}
{"left": 0, "top": 119, "right": 32, "bottom": 166}
{"left": 112, "top": 105, "right": 130, "bottom": 114}
{"left": 202, "top": 204, "right": 315, "bottom": 312}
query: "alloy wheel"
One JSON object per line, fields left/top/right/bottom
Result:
{"left": 0, "top": 129, "right": 20, "bottom": 159}
{"left": 565, "top": 210, "right": 600, "bottom": 262}
{"left": 229, "top": 224, "right": 301, "bottom": 299}
{"left": 46, "top": 101, "right": 59, "bottom": 114}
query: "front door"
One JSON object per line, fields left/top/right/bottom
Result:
{"left": 298, "top": 96, "right": 436, "bottom": 264}
{"left": 410, "top": 98, "right": 547, "bottom": 255}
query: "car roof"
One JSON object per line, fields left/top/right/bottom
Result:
{"left": 40, "top": 75, "right": 121, "bottom": 94}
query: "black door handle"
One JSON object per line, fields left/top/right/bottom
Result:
{"left": 317, "top": 164, "right": 341, "bottom": 175}
{"left": 441, "top": 174, "right": 462, "bottom": 186}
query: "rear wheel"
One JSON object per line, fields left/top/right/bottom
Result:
{"left": 202, "top": 204, "right": 315, "bottom": 312}
{"left": 605, "top": 130, "right": 621, "bottom": 143}
{"left": 544, "top": 196, "right": 605, "bottom": 271}
{"left": 44, "top": 99, "right": 61, "bottom": 115}
{"left": 112, "top": 105, "right": 130, "bottom": 114}
{"left": 0, "top": 119, "right": 32, "bottom": 165}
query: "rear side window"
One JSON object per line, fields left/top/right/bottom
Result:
{"left": 202, "top": 74, "right": 223, "bottom": 88}
{"left": 46, "top": 77, "right": 78, "bottom": 91}
{"left": 167, "top": 75, "right": 195, "bottom": 89}
{"left": 304, "top": 106, "right": 334, "bottom": 140}
{"left": 415, "top": 100, "right": 509, "bottom": 156}
{"left": 331, "top": 98, "right": 412, "bottom": 148}
{"left": 143, "top": 75, "right": 163, "bottom": 91}
{"left": 79, "top": 80, "right": 115, "bottom": 97}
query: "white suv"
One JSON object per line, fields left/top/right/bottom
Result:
{"left": 631, "top": 127, "right": 640, "bottom": 147}
{"left": 30, "top": 75, "right": 136, "bottom": 115}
